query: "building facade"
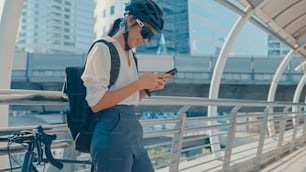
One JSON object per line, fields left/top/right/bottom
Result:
{"left": 267, "top": 35, "right": 290, "bottom": 57}
{"left": 16, "top": 0, "right": 95, "bottom": 54}
{"left": 94, "top": 0, "right": 189, "bottom": 55}
{"left": 94, "top": 0, "right": 270, "bottom": 56}
{"left": 94, "top": 0, "right": 127, "bottom": 38}
{"left": 15, "top": 0, "right": 276, "bottom": 56}
{"left": 137, "top": 0, "right": 190, "bottom": 55}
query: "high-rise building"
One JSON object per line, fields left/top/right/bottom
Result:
{"left": 137, "top": 0, "right": 189, "bottom": 55}
{"left": 94, "top": 0, "right": 268, "bottom": 56}
{"left": 94, "top": 0, "right": 189, "bottom": 55}
{"left": 16, "top": 0, "right": 95, "bottom": 54}
{"left": 267, "top": 35, "right": 290, "bottom": 57}
{"left": 94, "top": 0, "right": 128, "bottom": 39}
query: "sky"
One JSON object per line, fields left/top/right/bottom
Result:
{"left": 189, "top": 0, "right": 268, "bottom": 56}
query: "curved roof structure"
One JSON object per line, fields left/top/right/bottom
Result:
{"left": 238, "top": 0, "right": 306, "bottom": 58}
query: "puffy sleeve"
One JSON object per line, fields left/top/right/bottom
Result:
{"left": 81, "top": 43, "right": 111, "bottom": 107}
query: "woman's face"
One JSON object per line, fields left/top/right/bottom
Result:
{"left": 127, "top": 17, "right": 155, "bottom": 48}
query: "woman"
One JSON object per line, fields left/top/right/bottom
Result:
{"left": 81, "top": 0, "right": 170, "bottom": 171}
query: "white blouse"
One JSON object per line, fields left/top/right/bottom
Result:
{"left": 81, "top": 36, "right": 139, "bottom": 107}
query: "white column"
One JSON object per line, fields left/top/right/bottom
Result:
{"left": 292, "top": 73, "right": 306, "bottom": 125}
{"left": 208, "top": 6, "right": 253, "bottom": 157}
{"left": 266, "top": 50, "right": 295, "bottom": 136}
{"left": 0, "top": 0, "right": 24, "bottom": 169}
{"left": 0, "top": 0, "right": 24, "bottom": 123}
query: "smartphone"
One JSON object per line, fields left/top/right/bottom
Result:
{"left": 165, "top": 68, "right": 178, "bottom": 75}
{"left": 145, "top": 68, "right": 178, "bottom": 97}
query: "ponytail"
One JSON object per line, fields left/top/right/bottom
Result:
{"left": 107, "top": 18, "right": 123, "bottom": 37}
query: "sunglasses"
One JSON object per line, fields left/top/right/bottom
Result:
{"left": 135, "top": 19, "right": 154, "bottom": 40}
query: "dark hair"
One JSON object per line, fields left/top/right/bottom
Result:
{"left": 125, "top": 0, "right": 164, "bottom": 32}
{"left": 107, "top": 18, "right": 123, "bottom": 37}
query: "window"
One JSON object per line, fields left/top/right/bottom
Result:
{"left": 52, "top": 12, "right": 61, "bottom": 17}
{"left": 52, "top": 5, "right": 61, "bottom": 10}
{"left": 65, "top": 1, "right": 71, "bottom": 6}
{"left": 103, "top": 9, "right": 106, "bottom": 17}
{"left": 64, "top": 41, "right": 75, "bottom": 47}
{"left": 64, "top": 21, "right": 70, "bottom": 26}
{"left": 268, "top": 42, "right": 280, "bottom": 48}
{"left": 110, "top": 6, "right": 115, "bottom": 15}
{"left": 103, "top": 26, "right": 106, "bottom": 35}
{"left": 64, "top": 14, "right": 70, "bottom": 19}
{"left": 64, "top": 35, "right": 70, "bottom": 39}
{"left": 65, "top": 8, "right": 70, "bottom": 12}
{"left": 19, "top": 32, "right": 26, "bottom": 37}
{"left": 268, "top": 50, "right": 280, "bottom": 56}
{"left": 282, "top": 50, "right": 289, "bottom": 55}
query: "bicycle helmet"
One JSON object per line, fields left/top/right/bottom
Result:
{"left": 125, "top": 0, "right": 164, "bottom": 32}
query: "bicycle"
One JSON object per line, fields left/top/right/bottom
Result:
{"left": 0, "top": 125, "right": 94, "bottom": 172}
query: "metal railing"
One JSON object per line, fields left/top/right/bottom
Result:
{"left": 0, "top": 89, "right": 305, "bottom": 172}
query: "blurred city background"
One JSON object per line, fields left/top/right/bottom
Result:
{"left": 6, "top": 0, "right": 304, "bottom": 120}
{"left": 1, "top": 0, "right": 306, "bottom": 171}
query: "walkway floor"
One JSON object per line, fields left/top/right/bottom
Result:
{"left": 262, "top": 147, "right": 306, "bottom": 172}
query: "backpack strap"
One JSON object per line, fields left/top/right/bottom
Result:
{"left": 85, "top": 40, "right": 139, "bottom": 89}
{"left": 85, "top": 39, "right": 120, "bottom": 89}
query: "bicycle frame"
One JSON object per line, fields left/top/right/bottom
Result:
{"left": 22, "top": 142, "right": 38, "bottom": 172}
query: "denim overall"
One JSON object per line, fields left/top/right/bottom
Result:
{"left": 90, "top": 105, "right": 154, "bottom": 172}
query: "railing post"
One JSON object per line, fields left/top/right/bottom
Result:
{"left": 301, "top": 105, "right": 306, "bottom": 145}
{"left": 304, "top": 97, "right": 306, "bottom": 144}
{"left": 254, "top": 106, "right": 271, "bottom": 171}
{"left": 290, "top": 108, "right": 301, "bottom": 152}
{"left": 45, "top": 150, "right": 77, "bottom": 172}
{"left": 276, "top": 107, "right": 290, "bottom": 160}
{"left": 169, "top": 106, "right": 190, "bottom": 172}
{"left": 61, "top": 133, "right": 79, "bottom": 172}
{"left": 223, "top": 105, "right": 241, "bottom": 171}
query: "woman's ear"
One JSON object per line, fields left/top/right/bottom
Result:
{"left": 127, "top": 15, "right": 136, "bottom": 26}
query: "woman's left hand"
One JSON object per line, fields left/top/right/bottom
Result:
{"left": 150, "top": 74, "right": 172, "bottom": 91}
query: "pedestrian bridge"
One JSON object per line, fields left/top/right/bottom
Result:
{"left": 1, "top": 0, "right": 306, "bottom": 171}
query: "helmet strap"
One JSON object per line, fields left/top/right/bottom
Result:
{"left": 123, "top": 21, "right": 131, "bottom": 51}
{"left": 123, "top": 19, "right": 139, "bottom": 51}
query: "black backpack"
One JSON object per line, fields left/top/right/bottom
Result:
{"left": 63, "top": 39, "right": 121, "bottom": 153}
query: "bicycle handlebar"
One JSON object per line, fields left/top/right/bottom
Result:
{"left": 0, "top": 135, "right": 13, "bottom": 142}
{"left": 0, "top": 133, "right": 35, "bottom": 143}
{"left": 0, "top": 125, "right": 63, "bottom": 169}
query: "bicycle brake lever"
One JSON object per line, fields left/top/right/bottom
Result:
{"left": 39, "top": 127, "right": 63, "bottom": 169}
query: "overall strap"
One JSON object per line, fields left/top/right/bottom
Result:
{"left": 132, "top": 51, "right": 138, "bottom": 72}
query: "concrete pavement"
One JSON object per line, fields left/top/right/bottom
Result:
{"left": 262, "top": 147, "right": 306, "bottom": 172}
